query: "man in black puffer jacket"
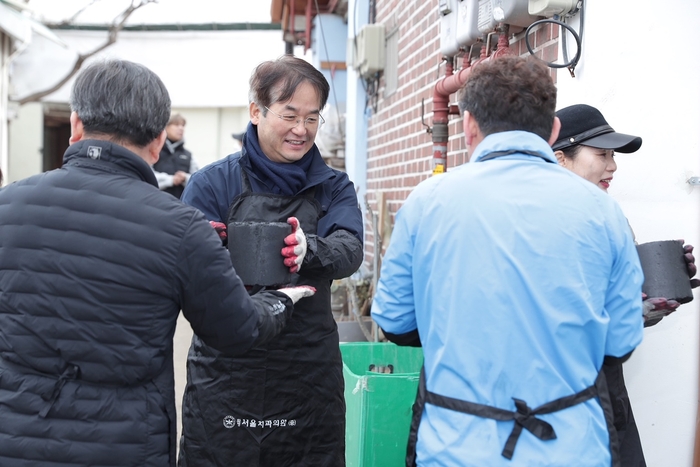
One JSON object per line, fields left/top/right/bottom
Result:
{"left": 0, "top": 59, "right": 314, "bottom": 467}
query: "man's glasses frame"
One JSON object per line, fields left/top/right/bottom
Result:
{"left": 264, "top": 106, "right": 325, "bottom": 129}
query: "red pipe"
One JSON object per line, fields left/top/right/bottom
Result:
{"left": 431, "top": 58, "right": 470, "bottom": 174}
{"left": 491, "top": 33, "right": 513, "bottom": 59}
{"left": 305, "top": 0, "right": 313, "bottom": 54}
{"left": 431, "top": 33, "right": 512, "bottom": 173}
{"left": 287, "top": 0, "right": 296, "bottom": 42}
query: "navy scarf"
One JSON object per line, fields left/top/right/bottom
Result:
{"left": 244, "top": 122, "right": 315, "bottom": 196}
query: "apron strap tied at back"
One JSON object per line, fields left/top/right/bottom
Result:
{"left": 425, "top": 376, "right": 599, "bottom": 460}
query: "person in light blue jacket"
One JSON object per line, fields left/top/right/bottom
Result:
{"left": 371, "top": 56, "right": 644, "bottom": 467}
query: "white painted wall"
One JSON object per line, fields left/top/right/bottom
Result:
{"left": 7, "top": 102, "right": 42, "bottom": 183}
{"left": 171, "top": 106, "right": 249, "bottom": 168}
{"left": 7, "top": 27, "right": 288, "bottom": 178}
{"left": 11, "top": 28, "right": 287, "bottom": 107}
{"left": 556, "top": 2, "right": 700, "bottom": 465}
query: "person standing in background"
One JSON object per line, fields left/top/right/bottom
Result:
{"left": 178, "top": 55, "right": 364, "bottom": 467}
{"left": 231, "top": 130, "right": 245, "bottom": 153}
{"left": 152, "top": 113, "right": 199, "bottom": 198}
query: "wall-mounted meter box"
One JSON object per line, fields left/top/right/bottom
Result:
{"left": 354, "top": 24, "right": 386, "bottom": 79}
{"left": 440, "top": 0, "right": 461, "bottom": 57}
{"left": 440, "top": 0, "right": 481, "bottom": 57}
{"left": 528, "top": 0, "right": 578, "bottom": 17}
{"left": 477, "top": 0, "right": 542, "bottom": 34}
{"left": 455, "top": 0, "right": 481, "bottom": 50}
{"left": 439, "top": 0, "right": 454, "bottom": 14}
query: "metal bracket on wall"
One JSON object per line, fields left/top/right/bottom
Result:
{"left": 421, "top": 98, "right": 432, "bottom": 134}
{"left": 688, "top": 177, "right": 700, "bottom": 186}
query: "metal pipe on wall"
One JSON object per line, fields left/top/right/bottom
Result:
{"left": 430, "top": 30, "right": 512, "bottom": 174}
{"left": 431, "top": 57, "right": 468, "bottom": 175}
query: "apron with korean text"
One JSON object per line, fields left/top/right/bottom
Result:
{"left": 180, "top": 170, "right": 345, "bottom": 467}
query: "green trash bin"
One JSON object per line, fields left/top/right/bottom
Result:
{"left": 341, "top": 342, "right": 424, "bottom": 467}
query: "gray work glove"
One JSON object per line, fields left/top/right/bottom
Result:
{"left": 253, "top": 286, "right": 316, "bottom": 345}
{"left": 276, "top": 285, "right": 316, "bottom": 304}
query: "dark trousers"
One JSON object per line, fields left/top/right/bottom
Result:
{"left": 603, "top": 363, "right": 646, "bottom": 466}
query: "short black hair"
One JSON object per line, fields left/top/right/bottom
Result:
{"left": 70, "top": 59, "right": 171, "bottom": 147}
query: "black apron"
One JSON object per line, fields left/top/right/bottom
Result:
{"left": 181, "top": 170, "right": 345, "bottom": 467}
{"left": 603, "top": 363, "right": 647, "bottom": 466}
{"left": 406, "top": 367, "right": 620, "bottom": 466}
{"left": 405, "top": 149, "right": 622, "bottom": 467}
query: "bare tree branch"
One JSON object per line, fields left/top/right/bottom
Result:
{"left": 16, "top": 0, "right": 158, "bottom": 106}
{"left": 52, "top": 0, "right": 101, "bottom": 27}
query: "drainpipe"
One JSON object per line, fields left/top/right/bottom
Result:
{"left": 431, "top": 57, "right": 470, "bottom": 174}
{"left": 431, "top": 29, "right": 512, "bottom": 174}
{"left": 304, "top": 0, "right": 313, "bottom": 54}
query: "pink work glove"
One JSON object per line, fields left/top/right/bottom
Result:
{"left": 209, "top": 221, "right": 227, "bottom": 246}
{"left": 642, "top": 293, "right": 680, "bottom": 327}
{"left": 281, "top": 217, "right": 307, "bottom": 274}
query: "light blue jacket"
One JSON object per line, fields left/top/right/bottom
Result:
{"left": 372, "top": 131, "right": 644, "bottom": 466}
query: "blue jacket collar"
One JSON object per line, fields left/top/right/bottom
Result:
{"left": 472, "top": 131, "right": 556, "bottom": 164}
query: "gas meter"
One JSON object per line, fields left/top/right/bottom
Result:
{"left": 440, "top": 0, "right": 481, "bottom": 57}
{"left": 477, "top": 0, "right": 542, "bottom": 34}
{"left": 528, "top": 0, "right": 579, "bottom": 17}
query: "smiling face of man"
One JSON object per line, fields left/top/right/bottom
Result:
{"left": 250, "top": 81, "right": 322, "bottom": 164}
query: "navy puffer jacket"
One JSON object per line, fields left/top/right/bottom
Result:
{"left": 0, "top": 140, "right": 290, "bottom": 466}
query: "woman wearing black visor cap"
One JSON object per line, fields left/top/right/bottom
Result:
{"left": 553, "top": 104, "right": 699, "bottom": 466}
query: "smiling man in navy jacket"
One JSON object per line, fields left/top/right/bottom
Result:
{"left": 178, "top": 55, "right": 364, "bottom": 467}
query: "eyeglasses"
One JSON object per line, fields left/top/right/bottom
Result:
{"left": 264, "top": 106, "right": 325, "bottom": 129}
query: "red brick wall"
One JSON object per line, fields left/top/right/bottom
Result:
{"left": 363, "top": 1, "right": 560, "bottom": 269}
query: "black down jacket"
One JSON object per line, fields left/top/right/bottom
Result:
{"left": 0, "top": 140, "right": 292, "bottom": 467}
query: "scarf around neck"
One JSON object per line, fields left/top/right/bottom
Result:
{"left": 244, "top": 121, "right": 315, "bottom": 196}
{"left": 164, "top": 138, "right": 184, "bottom": 154}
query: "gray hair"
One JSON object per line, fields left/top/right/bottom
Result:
{"left": 70, "top": 59, "right": 171, "bottom": 147}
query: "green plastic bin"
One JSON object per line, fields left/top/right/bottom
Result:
{"left": 341, "top": 342, "right": 424, "bottom": 467}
